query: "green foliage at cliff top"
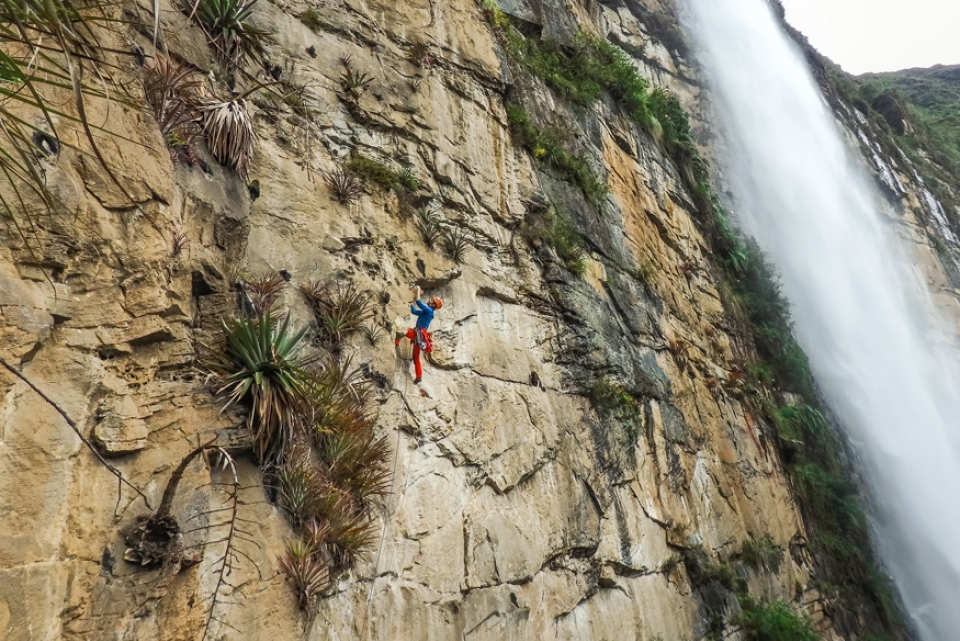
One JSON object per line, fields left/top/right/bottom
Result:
{"left": 858, "top": 65, "right": 960, "bottom": 191}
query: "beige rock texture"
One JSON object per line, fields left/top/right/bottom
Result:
{"left": 0, "top": 0, "right": 950, "bottom": 639}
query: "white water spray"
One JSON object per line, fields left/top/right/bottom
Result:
{"left": 679, "top": 0, "right": 960, "bottom": 638}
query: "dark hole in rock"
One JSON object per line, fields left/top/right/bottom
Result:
{"left": 32, "top": 131, "right": 59, "bottom": 157}
{"left": 192, "top": 270, "right": 215, "bottom": 297}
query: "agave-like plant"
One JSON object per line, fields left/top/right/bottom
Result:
{"left": 278, "top": 539, "right": 330, "bottom": 609}
{"left": 301, "top": 281, "right": 375, "bottom": 347}
{"left": 193, "top": 0, "right": 270, "bottom": 67}
{"left": 325, "top": 167, "right": 364, "bottom": 204}
{"left": 143, "top": 57, "right": 203, "bottom": 144}
{"left": 201, "top": 98, "right": 255, "bottom": 176}
{"left": 208, "top": 312, "right": 311, "bottom": 462}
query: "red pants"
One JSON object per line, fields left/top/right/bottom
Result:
{"left": 405, "top": 329, "right": 422, "bottom": 378}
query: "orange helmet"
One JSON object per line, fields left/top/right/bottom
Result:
{"left": 431, "top": 296, "right": 443, "bottom": 309}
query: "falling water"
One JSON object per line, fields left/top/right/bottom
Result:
{"left": 679, "top": 0, "right": 960, "bottom": 638}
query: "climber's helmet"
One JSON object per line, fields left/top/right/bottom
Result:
{"left": 430, "top": 296, "right": 443, "bottom": 310}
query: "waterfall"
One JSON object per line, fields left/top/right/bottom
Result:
{"left": 678, "top": 0, "right": 960, "bottom": 638}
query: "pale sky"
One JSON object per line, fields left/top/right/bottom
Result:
{"left": 779, "top": 0, "right": 960, "bottom": 74}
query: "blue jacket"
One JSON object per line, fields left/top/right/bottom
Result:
{"left": 411, "top": 300, "right": 435, "bottom": 330}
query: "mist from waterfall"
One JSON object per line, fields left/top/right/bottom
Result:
{"left": 678, "top": 0, "right": 960, "bottom": 638}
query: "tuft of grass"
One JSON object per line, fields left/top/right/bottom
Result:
{"left": 301, "top": 281, "right": 376, "bottom": 347}
{"left": 396, "top": 166, "right": 420, "bottom": 191}
{"left": 207, "top": 312, "right": 312, "bottom": 463}
{"left": 298, "top": 8, "right": 324, "bottom": 33}
{"left": 738, "top": 597, "right": 819, "bottom": 641}
{"left": 739, "top": 535, "right": 783, "bottom": 573}
{"left": 201, "top": 98, "right": 255, "bottom": 177}
{"left": 279, "top": 80, "right": 311, "bottom": 116}
{"left": 362, "top": 324, "right": 383, "bottom": 345}
{"left": 193, "top": 0, "right": 270, "bottom": 68}
{"left": 584, "top": 376, "right": 644, "bottom": 441}
{"left": 506, "top": 103, "right": 607, "bottom": 205}
{"left": 343, "top": 153, "right": 418, "bottom": 194}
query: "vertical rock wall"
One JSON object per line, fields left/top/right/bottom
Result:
{"left": 0, "top": 0, "right": 942, "bottom": 639}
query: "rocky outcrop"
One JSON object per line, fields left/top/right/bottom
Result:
{"left": 0, "top": 0, "right": 943, "bottom": 639}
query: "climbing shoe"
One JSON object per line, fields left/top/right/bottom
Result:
{"left": 414, "top": 377, "right": 422, "bottom": 384}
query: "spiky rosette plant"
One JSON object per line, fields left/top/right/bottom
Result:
{"left": 208, "top": 312, "right": 311, "bottom": 462}
{"left": 301, "top": 355, "right": 374, "bottom": 435}
{"left": 277, "top": 539, "right": 330, "bottom": 609}
{"left": 300, "top": 281, "right": 375, "bottom": 347}
{"left": 442, "top": 225, "right": 471, "bottom": 263}
{"left": 244, "top": 272, "right": 287, "bottom": 315}
{"left": 318, "top": 430, "right": 391, "bottom": 504}
{"left": 193, "top": 0, "right": 270, "bottom": 67}
{"left": 275, "top": 458, "right": 325, "bottom": 526}
{"left": 143, "top": 57, "right": 203, "bottom": 144}
{"left": 201, "top": 97, "right": 255, "bottom": 176}
{"left": 325, "top": 167, "right": 364, "bottom": 204}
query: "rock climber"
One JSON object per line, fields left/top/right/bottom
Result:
{"left": 396, "top": 285, "right": 442, "bottom": 384}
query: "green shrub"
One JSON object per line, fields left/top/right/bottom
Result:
{"left": 522, "top": 206, "right": 587, "bottom": 274}
{"left": 584, "top": 377, "right": 643, "bottom": 440}
{"left": 773, "top": 405, "right": 827, "bottom": 445}
{"left": 738, "top": 597, "right": 818, "bottom": 641}
{"left": 506, "top": 103, "right": 607, "bottom": 204}
{"left": 739, "top": 535, "right": 783, "bottom": 572}
{"left": 489, "top": 20, "right": 702, "bottom": 181}
{"left": 793, "top": 461, "right": 867, "bottom": 569}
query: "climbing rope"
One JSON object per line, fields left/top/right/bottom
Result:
{"left": 359, "top": 346, "right": 412, "bottom": 641}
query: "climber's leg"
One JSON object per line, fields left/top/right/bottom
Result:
{"left": 412, "top": 343, "right": 423, "bottom": 381}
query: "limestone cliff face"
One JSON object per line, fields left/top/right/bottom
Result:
{"left": 0, "top": 0, "right": 937, "bottom": 640}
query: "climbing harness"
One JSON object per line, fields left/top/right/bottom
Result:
{"left": 413, "top": 327, "right": 433, "bottom": 353}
